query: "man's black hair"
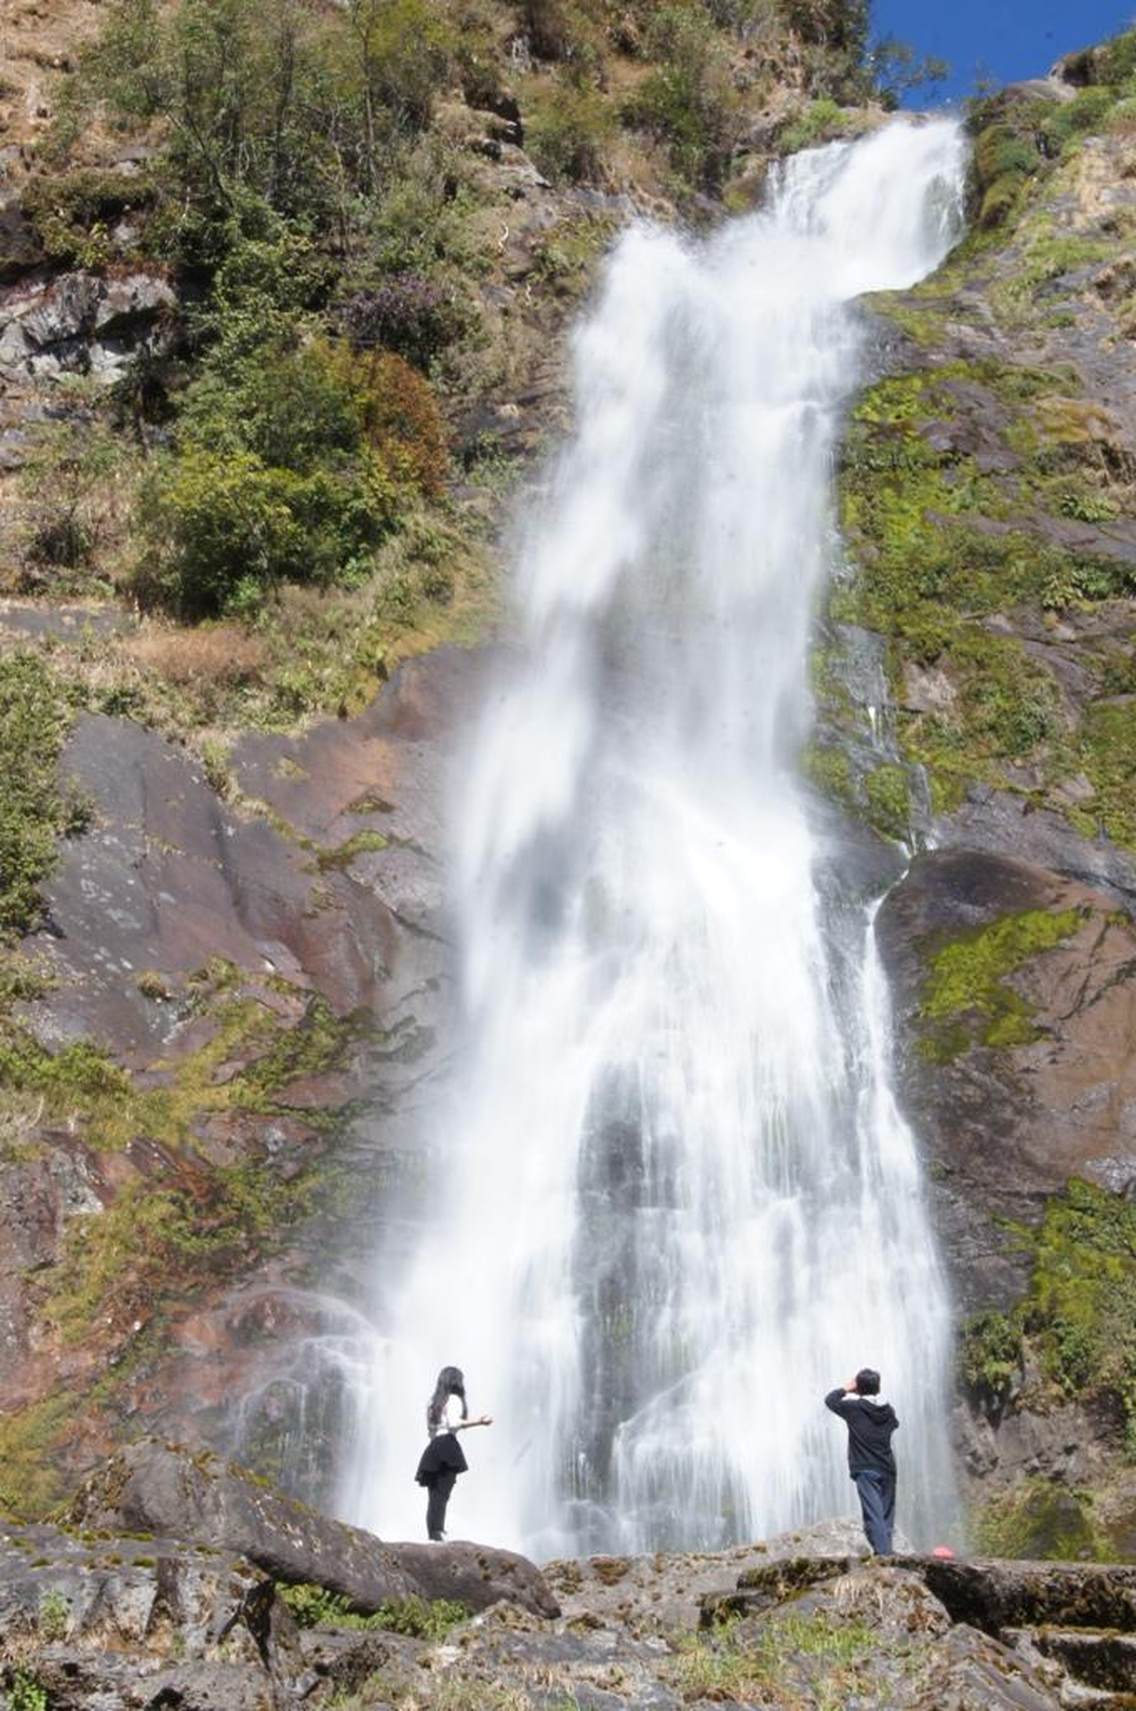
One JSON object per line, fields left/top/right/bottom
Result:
{"left": 855, "top": 1367, "right": 881, "bottom": 1396}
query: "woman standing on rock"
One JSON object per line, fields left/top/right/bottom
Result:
{"left": 414, "top": 1365, "right": 492, "bottom": 1540}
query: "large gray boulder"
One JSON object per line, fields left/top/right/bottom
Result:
{"left": 0, "top": 1515, "right": 306, "bottom": 1709}
{"left": 66, "top": 1437, "right": 559, "bottom": 1619}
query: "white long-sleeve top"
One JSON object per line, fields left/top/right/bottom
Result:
{"left": 437, "top": 1395, "right": 465, "bottom": 1435}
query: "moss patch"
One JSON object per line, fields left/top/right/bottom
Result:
{"left": 1025, "top": 1180, "right": 1136, "bottom": 1440}
{"left": 1074, "top": 700, "right": 1136, "bottom": 848}
{"left": 41, "top": 1162, "right": 316, "bottom": 1346}
{"left": 0, "top": 654, "right": 86, "bottom": 940}
{"left": 0, "top": 988, "right": 357, "bottom": 1151}
{"left": 864, "top": 762, "right": 912, "bottom": 842}
{"left": 0, "top": 1394, "right": 84, "bottom": 1518}
{"left": 974, "top": 1477, "right": 1113, "bottom": 1561}
{"left": 919, "top": 906, "right": 1084, "bottom": 1062}
{"left": 961, "top": 1181, "right": 1136, "bottom": 1481}
{"left": 312, "top": 829, "right": 389, "bottom": 872}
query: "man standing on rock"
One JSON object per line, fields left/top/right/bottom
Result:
{"left": 824, "top": 1368, "right": 899, "bottom": 1554}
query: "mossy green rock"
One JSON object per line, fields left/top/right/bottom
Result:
{"left": 877, "top": 850, "right": 1136, "bottom": 1312}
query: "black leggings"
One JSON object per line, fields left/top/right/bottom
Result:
{"left": 426, "top": 1471, "right": 457, "bottom": 1540}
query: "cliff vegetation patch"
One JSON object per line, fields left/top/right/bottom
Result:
{"left": 961, "top": 1180, "right": 1136, "bottom": 1456}
{"left": 918, "top": 906, "right": 1085, "bottom": 1062}
{"left": 0, "top": 654, "right": 89, "bottom": 939}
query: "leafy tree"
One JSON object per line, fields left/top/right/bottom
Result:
{"left": 74, "top": 0, "right": 453, "bottom": 237}
{"left": 868, "top": 36, "right": 949, "bottom": 109}
{"left": 623, "top": 5, "right": 741, "bottom": 190}
{"left": 135, "top": 331, "right": 447, "bottom": 616}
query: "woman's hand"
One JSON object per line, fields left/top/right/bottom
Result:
{"left": 477, "top": 1414, "right": 493, "bottom": 1427}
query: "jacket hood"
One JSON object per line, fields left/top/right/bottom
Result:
{"left": 857, "top": 1399, "right": 897, "bottom": 1424}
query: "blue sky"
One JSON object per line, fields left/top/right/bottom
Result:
{"left": 872, "top": 0, "right": 1136, "bottom": 106}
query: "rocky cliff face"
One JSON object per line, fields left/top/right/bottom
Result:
{"left": 810, "top": 50, "right": 1136, "bottom": 1550}
{"left": 4, "top": 0, "right": 1136, "bottom": 1564}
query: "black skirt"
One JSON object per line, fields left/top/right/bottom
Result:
{"left": 415, "top": 1431, "right": 469, "bottom": 1486}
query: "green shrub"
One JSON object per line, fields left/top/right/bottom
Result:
{"left": 776, "top": 0, "right": 868, "bottom": 56}
{"left": 136, "top": 336, "right": 447, "bottom": 616}
{"left": 139, "top": 448, "right": 395, "bottom": 616}
{"left": 974, "top": 124, "right": 1038, "bottom": 185}
{"left": 518, "top": 0, "right": 603, "bottom": 65}
{"left": 74, "top": 0, "right": 453, "bottom": 232}
{"left": 959, "top": 1309, "right": 1021, "bottom": 1413}
{"left": 21, "top": 167, "right": 154, "bottom": 266}
{"left": 1056, "top": 488, "right": 1120, "bottom": 523}
{"left": 280, "top": 1584, "right": 468, "bottom": 1638}
{"left": 778, "top": 96, "right": 849, "bottom": 154}
{"left": 363, "top": 136, "right": 486, "bottom": 278}
{"left": 7, "top": 1669, "right": 48, "bottom": 1711}
{"left": 18, "top": 418, "right": 124, "bottom": 586}
{"left": 280, "top": 1582, "right": 357, "bottom": 1627}
{"left": 969, "top": 122, "right": 1043, "bottom": 229}
{"left": 38, "top": 1588, "right": 70, "bottom": 1640}
{"left": 622, "top": 5, "right": 741, "bottom": 190}
{"left": 527, "top": 83, "right": 615, "bottom": 184}
{"left": 371, "top": 1595, "right": 470, "bottom": 1639}
{"left": 1098, "top": 26, "right": 1136, "bottom": 87}
{"left": 1041, "top": 86, "right": 1118, "bottom": 152}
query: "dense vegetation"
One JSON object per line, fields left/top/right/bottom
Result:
{"left": 11, "top": 0, "right": 905, "bottom": 691}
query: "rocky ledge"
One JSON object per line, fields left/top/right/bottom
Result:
{"left": 4, "top": 1460, "right": 1136, "bottom": 1711}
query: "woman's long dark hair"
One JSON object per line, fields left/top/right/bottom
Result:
{"left": 427, "top": 1365, "right": 467, "bottom": 1436}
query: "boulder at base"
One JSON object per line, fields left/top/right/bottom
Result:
{"left": 65, "top": 1437, "right": 559, "bottom": 1619}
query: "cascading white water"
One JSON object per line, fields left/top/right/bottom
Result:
{"left": 341, "top": 117, "right": 968, "bottom": 1559}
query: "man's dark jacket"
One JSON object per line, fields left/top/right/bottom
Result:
{"left": 824, "top": 1388, "right": 899, "bottom": 1476}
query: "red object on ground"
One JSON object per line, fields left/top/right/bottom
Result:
{"left": 931, "top": 1545, "right": 956, "bottom": 1559}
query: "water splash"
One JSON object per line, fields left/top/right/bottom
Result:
{"left": 341, "top": 118, "right": 967, "bottom": 1558}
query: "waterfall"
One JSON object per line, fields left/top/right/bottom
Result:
{"left": 340, "top": 117, "right": 968, "bottom": 1559}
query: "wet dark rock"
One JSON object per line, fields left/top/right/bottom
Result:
{"left": 914, "top": 1556, "right": 1136, "bottom": 1636}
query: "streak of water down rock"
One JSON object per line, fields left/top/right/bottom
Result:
{"left": 340, "top": 118, "right": 969, "bottom": 1560}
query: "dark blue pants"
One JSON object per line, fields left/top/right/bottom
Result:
{"left": 854, "top": 1468, "right": 896, "bottom": 1554}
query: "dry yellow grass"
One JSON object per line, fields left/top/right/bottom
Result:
{"left": 126, "top": 623, "right": 267, "bottom": 688}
